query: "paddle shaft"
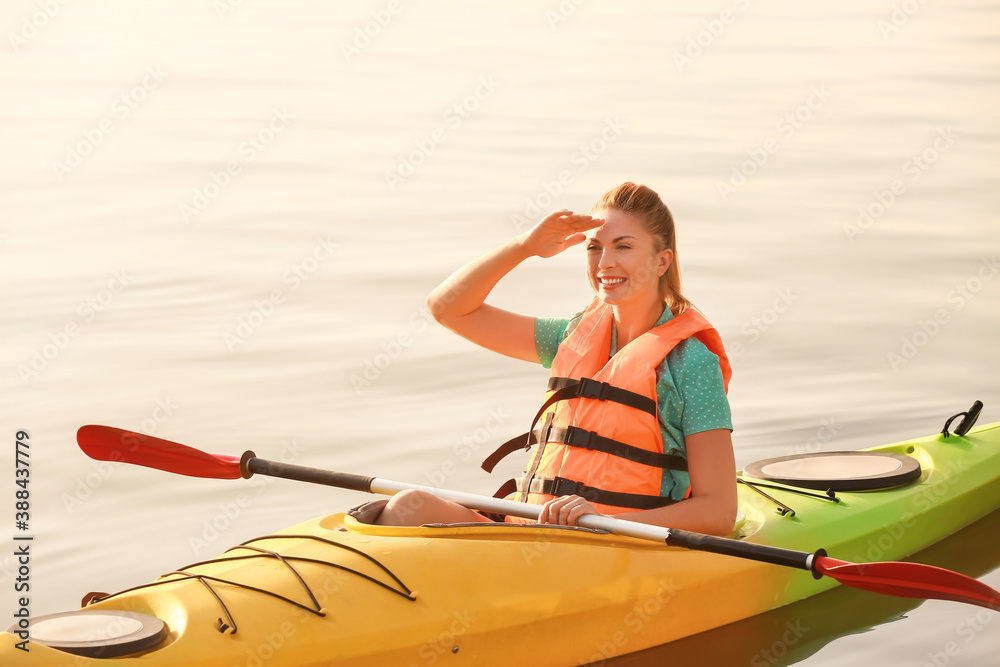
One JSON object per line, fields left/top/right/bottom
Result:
{"left": 241, "top": 454, "right": 820, "bottom": 574}
{"left": 76, "top": 425, "right": 1000, "bottom": 610}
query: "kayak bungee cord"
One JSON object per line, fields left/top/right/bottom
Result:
{"left": 736, "top": 478, "right": 797, "bottom": 516}
{"left": 737, "top": 478, "right": 839, "bottom": 503}
{"left": 87, "top": 533, "right": 416, "bottom": 635}
{"left": 732, "top": 477, "right": 842, "bottom": 517}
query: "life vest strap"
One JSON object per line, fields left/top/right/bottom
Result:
{"left": 517, "top": 475, "right": 680, "bottom": 511}
{"left": 547, "top": 377, "right": 657, "bottom": 418}
{"left": 481, "top": 430, "right": 537, "bottom": 473}
{"left": 481, "top": 423, "right": 687, "bottom": 474}
{"left": 481, "top": 375, "right": 658, "bottom": 474}
{"left": 542, "top": 424, "right": 689, "bottom": 471}
{"left": 492, "top": 478, "right": 518, "bottom": 499}
{"left": 517, "top": 413, "right": 555, "bottom": 503}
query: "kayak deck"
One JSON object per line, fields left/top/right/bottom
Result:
{"left": 3, "top": 422, "right": 999, "bottom": 666}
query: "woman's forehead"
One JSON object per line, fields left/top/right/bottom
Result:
{"left": 586, "top": 209, "right": 649, "bottom": 241}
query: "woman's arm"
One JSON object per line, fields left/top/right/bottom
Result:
{"left": 616, "top": 429, "right": 738, "bottom": 535}
{"left": 538, "top": 429, "right": 738, "bottom": 536}
{"left": 426, "top": 210, "right": 603, "bottom": 363}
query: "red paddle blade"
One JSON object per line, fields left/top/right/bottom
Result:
{"left": 77, "top": 425, "right": 242, "bottom": 479}
{"left": 817, "top": 556, "right": 1000, "bottom": 611}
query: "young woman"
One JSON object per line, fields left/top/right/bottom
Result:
{"left": 374, "top": 183, "right": 737, "bottom": 536}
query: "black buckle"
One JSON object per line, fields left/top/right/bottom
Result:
{"left": 572, "top": 480, "right": 600, "bottom": 502}
{"left": 550, "top": 477, "right": 574, "bottom": 496}
{"left": 577, "top": 377, "right": 610, "bottom": 401}
{"left": 564, "top": 426, "right": 598, "bottom": 451}
{"left": 550, "top": 477, "right": 592, "bottom": 500}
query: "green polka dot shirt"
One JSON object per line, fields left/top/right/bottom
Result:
{"left": 534, "top": 305, "right": 733, "bottom": 500}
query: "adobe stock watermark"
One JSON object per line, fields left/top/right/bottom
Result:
{"left": 230, "top": 618, "right": 298, "bottom": 667}
{"left": 671, "top": 0, "right": 753, "bottom": 73}
{"left": 350, "top": 276, "right": 464, "bottom": 393}
{"left": 51, "top": 66, "right": 168, "bottom": 182}
{"left": 545, "top": 0, "right": 587, "bottom": 30}
{"left": 189, "top": 438, "right": 306, "bottom": 557}
{"left": 61, "top": 397, "right": 179, "bottom": 515}
{"left": 383, "top": 75, "right": 500, "bottom": 192}
{"left": 381, "top": 409, "right": 511, "bottom": 527}
{"left": 921, "top": 609, "right": 994, "bottom": 667}
{"left": 340, "top": 0, "right": 408, "bottom": 63}
{"left": 179, "top": 107, "right": 295, "bottom": 223}
{"left": 863, "top": 457, "right": 972, "bottom": 562}
{"left": 289, "top": 568, "right": 354, "bottom": 616}
{"left": 349, "top": 308, "right": 433, "bottom": 394}
{"left": 212, "top": 0, "right": 248, "bottom": 21}
{"left": 422, "top": 407, "right": 511, "bottom": 489}
{"left": 522, "top": 458, "right": 651, "bottom": 568}
{"left": 844, "top": 127, "right": 958, "bottom": 243}
{"left": 223, "top": 235, "right": 337, "bottom": 352}
{"left": 511, "top": 116, "right": 629, "bottom": 232}
{"left": 7, "top": 0, "right": 72, "bottom": 52}
{"left": 887, "top": 255, "right": 997, "bottom": 372}
{"left": 728, "top": 287, "right": 798, "bottom": 358}
{"left": 716, "top": 85, "right": 831, "bottom": 201}
{"left": 878, "top": 0, "right": 929, "bottom": 40}
{"left": 583, "top": 579, "right": 682, "bottom": 667}
{"left": 750, "top": 619, "right": 810, "bottom": 667}
{"left": 791, "top": 416, "right": 840, "bottom": 456}
{"left": 410, "top": 609, "right": 477, "bottom": 666}
{"left": 17, "top": 269, "right": 133, "bottom": 384}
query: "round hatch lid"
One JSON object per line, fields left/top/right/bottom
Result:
{"left": 9, "top": 610, "right": 168, "bottom": 658}
{"left": 743, "top": 451, "right": 921, "bottom": 491}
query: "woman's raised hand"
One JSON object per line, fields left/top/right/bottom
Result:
{"left": 519, "top": 209, "right": 605, "bottom": 259}
{"left": 425, "top": 208, "right": 604, "bottom": 364}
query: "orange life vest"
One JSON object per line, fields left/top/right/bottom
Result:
{"left": 508, "top": 298, "right": 731, "bottom": 518}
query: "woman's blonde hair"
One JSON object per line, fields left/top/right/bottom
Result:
{"left": 591, "top": 182, "right": 692, "bottom": 314}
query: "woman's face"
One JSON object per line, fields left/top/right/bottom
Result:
{"left": 585, "top": 209, "right": 672, "bottom": 306}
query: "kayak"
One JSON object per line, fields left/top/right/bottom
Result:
{"left": 4, "top": 420, "right": 1000, "bottom": 666}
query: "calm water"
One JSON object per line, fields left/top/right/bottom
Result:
{"left": 1, "top": 1, "right": 999, "bottom": 665}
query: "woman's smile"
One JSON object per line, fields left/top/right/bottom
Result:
{"left": 586, "top": 209, "right": 669, "bottom": 305}
{"left": 598, "top": 276, "right": 626, "bottom": 289}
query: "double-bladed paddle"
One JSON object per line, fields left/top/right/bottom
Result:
{"left": 76, "top": 424, "right": 1000, "bottom": 611}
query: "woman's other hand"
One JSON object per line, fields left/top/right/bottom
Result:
{"left": 537, "top": 494, "right": 602, "bottom": 526}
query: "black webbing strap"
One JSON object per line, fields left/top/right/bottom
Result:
{"left": 481, "top": 376, "right": 657, "bottom": 473}
{"left": 517, "top": 475, "right": 679, "bottom": 510}
{"left": 542, "top": 424, "right": 688, "bottom": 471}
{"left": 492, "top": 478, "right": 517, "bottom": 499}
{"left": 547, "top": 377, "right": 657, "bottom": 418}
{"left": 482, "top": 430, "right": 537, "bottom": 473}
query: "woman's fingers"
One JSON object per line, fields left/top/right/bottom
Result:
{"left": 537, "top": 503, "right": 549, "bottom": 524}
{"left": 545, "top": 209, "right": 604, "bottom": 230}
{"left": 523, "top": 210, "right": 605, "bottom": 258}
{"left": 539, "top": 495, "right": 600, "bottom": 526}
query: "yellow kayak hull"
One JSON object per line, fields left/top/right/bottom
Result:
{"left": 3, "top": 422, "right": 999, "bottom": 665}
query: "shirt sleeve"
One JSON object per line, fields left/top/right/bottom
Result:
{"left": 534, "top": 317, "right": 572, "bottom": 369}
{"left": 673, "top": 338, "right": 733, "bottom": 436}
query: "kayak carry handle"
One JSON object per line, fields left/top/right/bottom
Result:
{"left": 942, "top": 400, "right": 983, "bottom": 438}
{"left": 955, "top": 400, "right": 983, "bottom": 437}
